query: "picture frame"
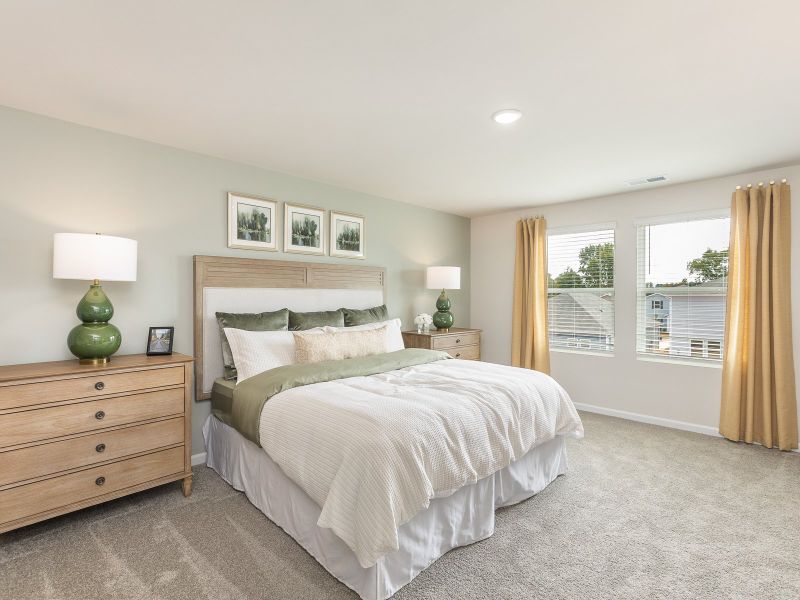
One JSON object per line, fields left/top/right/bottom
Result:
{"left": 330, "top": 211, "right": 365, "bottom": 259}
{"left": 146, "top": 326, "right": 174, "bottom": 356}
{"left": 227, "top": 192, "right": 278, "bottom": 251}
{"left": 284, "top": 202, "right": 326, "bottom": 255}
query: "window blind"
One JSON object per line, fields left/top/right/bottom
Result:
{"left": 547, "top": 228, "right": 615, "bottom": 353}
{"left": 636, "top": 216, "right": 730, "bottom": 362}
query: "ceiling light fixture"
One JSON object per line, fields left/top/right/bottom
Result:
{"left": 492, "top": 109, "right": 522, "bottom": 124}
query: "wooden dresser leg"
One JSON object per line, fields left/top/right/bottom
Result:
{"left": 182, "top": 475, "right": 193, "bottom": 497}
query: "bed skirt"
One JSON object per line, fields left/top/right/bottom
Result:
{"left": 203, "top": 415, "right": 568, "bottom": 600}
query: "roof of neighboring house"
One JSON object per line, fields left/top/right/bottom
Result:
{"left": 548, "top": 291, "right": 613, "bottom": 337}
{"left": 647, "top": 278, "right": 726, "bottom": 297}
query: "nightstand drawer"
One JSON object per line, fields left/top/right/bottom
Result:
{"left": 0, "top": 447, "right": 184, "bottom": 525}
{"left": 0, "top": 388, "right": 184, "bottom": 448}
{"left": 0, "top": 418, "right": 184, "bottom": 487}
{"left": 445, "top": 344, "right": 480, "bottom": 360}
{"left": 0, "top": 366, "right": 184, "bottom": 411}
{"left": 431, "top": 331, "right": 480, "bottom": 350}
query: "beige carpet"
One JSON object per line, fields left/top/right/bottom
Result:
{"left": 2, "top": 412, "right": 799, "bottom": 600}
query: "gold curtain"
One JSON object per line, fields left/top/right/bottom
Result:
{"left": 720, "top": 181, "right": 798, "bottom": 450}
{"left": 512, "top": 217, "right": 550, "bottom": 373}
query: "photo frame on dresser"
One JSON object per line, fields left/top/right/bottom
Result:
{"left": 227, "top": 192, "right": 278, "bottom": 251}
{"left": 146, "top": 326, "right": 175, "bottom": 355}
{"left": 330, "top": 211, "right": 365, "bottom": 259}
{"left": 284, "top": 203, "right": 326, "bottom": 255}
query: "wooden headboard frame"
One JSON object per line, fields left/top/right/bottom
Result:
{"left": 193, "top": 255, "right": 387, "bottom": 401}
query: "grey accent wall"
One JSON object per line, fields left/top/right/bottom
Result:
{"left": 0, "top": 106, "right": 470, "bottom": 452}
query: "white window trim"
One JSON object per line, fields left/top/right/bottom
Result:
{"left": 637, "top": 354, "right": 723, "bottom": 369}
{"left": 635, "top": 212, "right": 729, "bottom": 367}
{"left": 547, "top": 223, "right": 616, "bottom": 356}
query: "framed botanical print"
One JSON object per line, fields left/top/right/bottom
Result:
{"left": 284, "top": 203, "right": 325, "bottom": 255}
{"left": 227, "top": 192, "right": 278, "bottom": 251}
{"left": 330, "top": 211, "right": 365, "bottom": 259}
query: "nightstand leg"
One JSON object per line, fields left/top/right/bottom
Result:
{"left": 182, "top": 475, "right": 193, "bottom": 497}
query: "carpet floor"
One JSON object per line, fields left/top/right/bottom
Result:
{"left": 1, "top": 412, "right": 798, "bottom": 600}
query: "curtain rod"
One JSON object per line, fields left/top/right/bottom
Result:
{"left": 735, "top": 178, "right": 788, "bottom": 190}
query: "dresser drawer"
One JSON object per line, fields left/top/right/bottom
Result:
{"left": 0, "top": 388, "right": 184, "bottom": 449}
{"left": 445, "top": 344, "right": 480, "bottom": 360}
{"left": 0, "top": 366, "right": 184, "bottom": 411}
{"left": 431, "top": 331, "right": 480, "bottom": 350}
{"left": 0, "top": 418, "right": 184, "bottom": 487}
{"left": 0, "top": 447, "right": 184, "bottom": 525}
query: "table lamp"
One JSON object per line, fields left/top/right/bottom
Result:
{"left": 53, "top": 233, "right": 138, "bottom": 364}
{"left": 426, "top": 266, "right": 460, "bottom": 331}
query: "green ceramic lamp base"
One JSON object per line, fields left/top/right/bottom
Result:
{"left": 67, "top": 282, "right": 122, "bottom": 363}
{"left": 433, "top": 289, "right": 454, "bottom": 331}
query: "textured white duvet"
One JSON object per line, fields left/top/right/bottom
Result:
{"left": 259, "top": 358, "right": 583, "bottom": 568}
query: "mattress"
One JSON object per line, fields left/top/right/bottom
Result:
{"left": 204, "top": 414, "right": 568, "bottom": 600}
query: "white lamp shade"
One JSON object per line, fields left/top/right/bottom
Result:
{"left": 53, "top": 233, "right": 138, "bottom": 282}
{"left": 426, "top": 266, "right": 460, "bottom": 290}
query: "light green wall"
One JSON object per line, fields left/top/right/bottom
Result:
{"left": 0, "top": 106, "right": 470, "bottom": 452}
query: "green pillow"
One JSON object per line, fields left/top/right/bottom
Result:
{"left": 289, "top": 309, "right": 345, "bottom": 330}
{"left": 341, "top": 304, "right": 389, "bottom": 327}
{"left": 216, "top": 309, "right": 289, "bottom": 379}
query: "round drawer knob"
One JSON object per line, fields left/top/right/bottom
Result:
{"left": 95, "top": 443, "right": 106, "bottom": 453}
{"left": 94, "top": 381, "right": 105, "bottom": 391}
{"left": 95, "top": 410, "right": 106, "bottom": 420}
{"left": 456, "top": 338, "right": 461, "bottom": 343}
{"left": 95, "top": 476, "right": 106, "bottom": 486}
{"left": 455, "top": 353, "right": 461, "bottom": 358}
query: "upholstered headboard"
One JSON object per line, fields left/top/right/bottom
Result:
{"left": 193, "top": 255, "right": 387, "bottom": 400}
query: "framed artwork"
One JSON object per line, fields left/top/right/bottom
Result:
{"left": 330, "top": 211, "right": 365, "bottom": 259}
{"left": 227, "top": 192, "right": 278, "bottom": 251}
{"left": 284, "top": 203, "right": 325, "bottom": 255}
{"left": 146, "top": 326, "right": 174, "bottom": 356}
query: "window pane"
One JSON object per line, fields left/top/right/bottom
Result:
{"left": 636, "top": 216, "right": 729, "bottom": 362}
{"left": 547, "top": 228, "right": 615, "bottom": 353}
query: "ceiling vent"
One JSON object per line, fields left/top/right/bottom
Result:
{"left": 626, "top": 175, "right": 668, "bottom": 187}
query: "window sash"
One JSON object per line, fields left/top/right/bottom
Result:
{"left": 547, "top": 227, "right": 615, "bottom": 354}
{"left": 635, "top": 216, "right": 729, "bottom": 363}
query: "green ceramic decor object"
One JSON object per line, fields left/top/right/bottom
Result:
{"left": 53, "top": 233, "right": 138, "bottom": 365}
{"left": 432, "top": 291, "right": 454, "bottom": 330}
{"left": 67, "top": 282, "right": 122, "bottom": 364}
{"left": 426, "top": 266, "right": 461, "bottom": 331}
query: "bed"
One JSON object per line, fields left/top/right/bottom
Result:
{"left": 193, "top": 255, "right": 583, "bottom": 600}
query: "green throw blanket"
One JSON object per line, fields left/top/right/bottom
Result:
{"left": 222, "top": 348, "right": 451, "bottom": 445}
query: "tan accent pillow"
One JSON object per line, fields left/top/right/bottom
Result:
{"left": 294, "top": 326, "right": 392, "bottom": 363}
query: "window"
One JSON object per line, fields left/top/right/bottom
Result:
{"left": 547, "top": 226, "right": 615, "bottom": 353}
{"left": 636, "top": 214, "right": 729, "bottom": 363}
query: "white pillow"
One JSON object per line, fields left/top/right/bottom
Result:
{"left": 294, "top": 326, "right": 395, "bottom": 364}
{"left": 223, "top": 328, "right": 301, "bottom": 383}
{"left": 324, "top": 318, "right": 405, "bottom": 352}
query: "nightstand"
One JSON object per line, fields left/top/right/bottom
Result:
{"left": 0, "top": 353, "right": 193, "bottom": 534}
{"left": 402, "top": 327, "right": 482, "bottom": 360}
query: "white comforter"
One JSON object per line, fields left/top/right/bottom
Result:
{"left": 259, "top": 358, "right": 583, "bottom": 568}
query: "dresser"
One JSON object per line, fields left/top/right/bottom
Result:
{"left": 402, "top": 327, "right": 482, "bottom": 360}
{"left": 0, "top": 353, "right": 193, "bottom": 533}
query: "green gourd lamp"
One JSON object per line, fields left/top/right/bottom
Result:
{"left": 53, "top": 233, "right": 138, "bottom": 365}
{"left": 426, "top": 266, "right": 461, "bottom": 331}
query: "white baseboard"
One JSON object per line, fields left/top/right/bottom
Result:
{"left": 572, "top": 402, "right": 722, "bottom": 437}
{"left": 574, "top": 402, "right": 800, "bottom": 454}
{"left": 191, "top": 452, "right": 207, "bottom": 466}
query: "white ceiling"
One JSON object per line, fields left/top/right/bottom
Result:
{"left": 1, "top": 1, "right": 799, "bottom": 217}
